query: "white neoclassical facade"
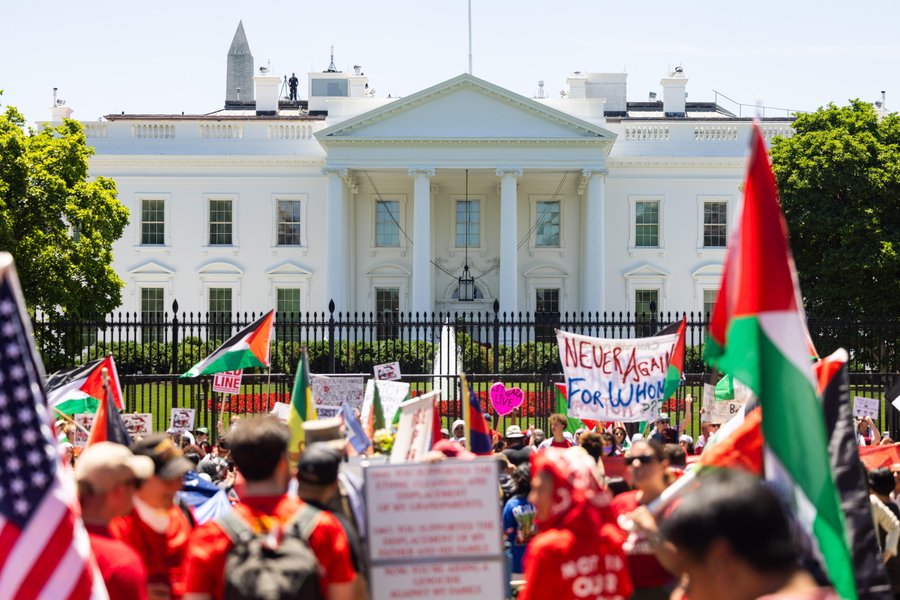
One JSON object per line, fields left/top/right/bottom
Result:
{"left": 66, "top": 28, "right": 795, "bottom": 322}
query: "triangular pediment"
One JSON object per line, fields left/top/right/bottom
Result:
{"left": 128, "top": 260, "right": 175, "bottom": 275}
{"left": 265, "top": 261, "right": 312, "bottom": 277}
{"left": 317, "top": 74, "right": 616, "bottom": 144}
{"left": 624, "top": 263, "right": 669, "bottom": 278}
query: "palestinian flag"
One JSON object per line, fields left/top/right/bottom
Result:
{"left": 657, "top": 316, "right": 686, "bottom": 401}
{"left": 181, "top": 310, "right": 274, "bottom": 378}
{"left": 86, "top": 369, "right": 130, "bottom": 447}
{"left": 46, "top": 355, "right": 124, "bottom": 415}
{"left": 553, "top": 383, "right": 598, "bottom": 432}
{"left": 704, "top": 123, "right": 856, "bottom": 599}
{"left": 287, "top": 347, "right": 318, "bottom": 455}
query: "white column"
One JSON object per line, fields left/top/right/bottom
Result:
{"left": 497, "top": 168, "right": 522, "bottom": 316}
{"left": 410, "top": 168, "right": 435, "bottom": 316}
{"left": 323, "top": 168, "right": 347, "bottom": 313}
{"left": 581, "top": 169, "right": 607, "bottom": 313}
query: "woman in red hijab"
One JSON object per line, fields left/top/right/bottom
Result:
{"left": 518, "top": 446, "right": 632, "bottom": 600}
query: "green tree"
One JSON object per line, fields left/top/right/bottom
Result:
{"left": 770, "top": 100, "right": 900, "bottom": 319}
{"left": 0, "top": 98, "right": 128, "bottom": 318}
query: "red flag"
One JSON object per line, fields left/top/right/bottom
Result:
{"left": 86, "top": 368, "right": 130, "bottom": 447}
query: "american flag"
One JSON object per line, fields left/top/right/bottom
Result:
{"left": 0, "top": 256, "right": 107, "bottom": 600}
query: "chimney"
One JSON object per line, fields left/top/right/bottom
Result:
{"left": 583, "top": 73, "right": 628, "bottom": 115}
{"left": 567, "top": 71, "right": 587, "bottom": 99}
{"left": 50, "top": 89, "right": 73, "bottom": 122}
{"left": 254, "top": 70, "right": 281, "bottom": 115}
{"left": 661, "top": 66, "right": 688, "bottom": 117}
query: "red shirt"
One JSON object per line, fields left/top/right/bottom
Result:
{"left": 184, "top": 495, "right": 355, "bottom": 599}
{"left": 86, "top": 524, "right": 149, "bottom": 600}
{"left": 610, "top": 490, "right": 675, "bottom": 589}
{"left": 109, "top": 505, "right": 193, "bottom": 598}
{"left": 519, "top": 526, "right": 632, "bottom": 600}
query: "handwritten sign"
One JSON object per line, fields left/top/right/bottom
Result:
{"left": 365, "top": 458, "right": 504, "bottom": 600}
{"left": 121, "top": 413, "right": 152, "bottom": 439}
{"left": 391, "top": 390, "right": 441, "bottom": 463}
{"left": 169, "top": 408, "right": 195, "bottom": 432}
{"left": 854, "top": 396, "right": 880, "bottom": 419}
{"left": 361, "top": 379, "right": 411, "bottom": 428}
{"left": 489, "top": 382, "right": 524, "bottom": 416}
{"left": 556, "top": 330, "right": 677, "bottom": 423}
{"left": 72, "top": 413, "right": 95, "bottom": 447}
{"left": 212, "top": 370, "right": 243, "bottom": 394}
{"left": 312, "top": 375, "right": 365, "bottom": 419}
{"left": 374, "top": 361, "right": 402, "bottom": 381}
{"left": 702, "top": 384, "right": 744, "bottom": 424}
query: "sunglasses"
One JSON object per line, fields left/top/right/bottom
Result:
{"left": 625, "top": 454, "right": 657, "bottom": 465}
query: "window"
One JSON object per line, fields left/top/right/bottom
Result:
{"left": 635, "top": 201, "right": 659, "bottom": 247}
{"left": 276, "top": 288, "right": 301, "bottom": 342}
{"left": 535, "top": 288, "right": 560, "bottom": 342}
{"left": 635, "top": 289, "right": 659, "bottom": 318}
{"left": 375, "top": 200, "right": 400, "bottom": 247}
{"left": 141, "top": 288, "right": 165, "bottom": 343}
{"left": 209, "top": 288, "right": 232, "bottom": 322}
{"left": 141, "top": 199, "right": 165, "bottom": 245}
{"left": 276, "top": 200, "right": 302, "bottom": 246}
{"left": 209, "top": 200, "right": 233, "bottom": 245}
{"left": 455, "top": 199, "right": 480, "bottom": 248}
{"left": 375, "top": 287, "right": 400, "bottom": 340}
{"left": 535, "top": 201, "right": 560, "bottom": 247}
{"left": 703, "top": 201, "right": 727, "bottom": 247}
{"left": 703, "top": 289, "right": 718, "bottom": 319}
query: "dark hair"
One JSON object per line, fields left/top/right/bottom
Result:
{"left": 628, "top": 438, "right": 665, "bottom": 460}
{"left": 229, "top": 416, "right": 290, "bottom": 481}
{"left": 869, "top": 467, "right": 895, "bottom": 496}
{"left": 660, "top": 470, "right": 797, "bottom": 571}
{"left": 664, "top": 443, "right": 687, "bottom": 467}
{"left": 511, "top": 463, "right": 531, "bottom": 497}
{"left": 580, "top": 431, "right": 603, "bottom": 463}
{"left": 182, "top": 444, "right": 203, "bottom": 466}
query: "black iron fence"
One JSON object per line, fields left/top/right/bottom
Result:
{"left": 32, "top": 301, "right": 900, "bottom": 440}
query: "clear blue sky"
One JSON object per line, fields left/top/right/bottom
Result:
{"left": 2, "top": 0, "right": 896, "bottom": 125}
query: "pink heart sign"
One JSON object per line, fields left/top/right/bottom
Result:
{"left": 490, "top": 382, "right": 525, "bottom": 416}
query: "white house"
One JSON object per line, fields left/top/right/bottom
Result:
{"left": 67, "top": 23, "right": 794, "bottom": 325}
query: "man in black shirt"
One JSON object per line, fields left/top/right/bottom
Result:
{"left": 502, "top": 425, "right": 534, "bottom": 466}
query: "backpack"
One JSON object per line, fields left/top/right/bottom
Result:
{"left": 218, "top": 503, "right": 324, "bottom": 600}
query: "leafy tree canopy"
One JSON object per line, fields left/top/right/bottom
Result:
{"left": 0, "top": 96, "right": 128, "bottom": 317}
{"left": 771, "top": 100, "right": 900, "bottom": 319}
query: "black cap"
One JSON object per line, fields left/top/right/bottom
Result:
{"left": 296, "top": 442, "right": 341, "bottom": 486}
{"left": 132, "top": 433, "right": 194, "bottom": 480}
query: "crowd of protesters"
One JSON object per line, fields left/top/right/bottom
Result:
{"left": 61, "top": 392, "right": 870, "bottom": 600}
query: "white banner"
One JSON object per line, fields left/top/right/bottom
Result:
{"left": 390, "top": 390, "right": 440, "bottom": 464}
{"left": 212, "top": 370, "right": 243, "bottom": 394}
{"left": 557, "top": 330, "right": 678, "bottom": 422}
{"left": 361, "top": 379, "right": 410, "bottom": 428}
{"left": 374, "top": 361, "right": 402, "bottom": 381}
{"left": 311, "top": 375, "right": 365, "bottom": 419}
{"left": 72, "top": 413, "right": 95, "bottom": 448}
{"left": 122, "top": 413, "right": 153, "bottom": 439}
{"left": 702, "top": 384, "right": 745, "bottom": 424}
{"left": 854, "top": 396, "right": 880, "bottom": 419}
{"left": 169, "top": 408, "right": 195, "bottom": 432}
{"left": 270, "top": 401, "right": 291, "bottom": 423}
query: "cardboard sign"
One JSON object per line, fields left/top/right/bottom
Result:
{"left": 854, "top": 396, "right": 880, "bottom": 419}
{"left": 312, "top": 375, "right": 365, "bottom": 419}
{"left": 121, "top": 413, "right": 152, "bottom": 439}
{"left": 72, "top": 413, "right": 95, "bottom": 448}
{"left": 270, "top": 401, "right": 291, "bottom": 423}
{"left": 364, "top": 458, "right": 504, "bottom": 600}
{"left": 702, "top": 384, "right": 744, "bottom": 424}
{"left": 557, "top": 330, "right": 678, "bottom": 422}
{"left": 390, "top": 390, "right": 441, "bottom": 463}
{"left": 212, "top": 369, "right": 243, "bottom": 394}
{"left": 489, "top": 382, "right": 525, "bottom": 416}
{"left": 361, "top": 379, "right": 411, "bottom": 428}
{"left": 374, "top": 361, "right": 402, "bottom": 381}
{"left": 169, "top": 408, "right": 195, "bottom": 432}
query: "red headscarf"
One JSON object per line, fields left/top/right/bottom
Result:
{"left": 531, "top": 446, "right": 617, "bottom": 533}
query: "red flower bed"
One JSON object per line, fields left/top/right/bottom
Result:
{"left": 207, "top": 393, "right": 289, "bottom": 414}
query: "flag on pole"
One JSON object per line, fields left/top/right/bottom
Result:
{"left": 460, "top": 374, "right": 492, "bottom": 455}
{"left": 0, "top": 253, "right": 108, "bottom": 599}
{"left": 86, "top": 369, "right": 130, "bottom": 447}
{"left": 45, "top": 355, "right": 124, "bottom": 415}
{"left": 180, "top": 310, "right": 275, "bottom": 377}
{"left": 342, "top": 401, "right": 371, "bottom": 455}
{"left": 704, "top": 123, "right": 856, "bottom": 600}
{"left": 553, "top": 383, "right": 598, "bottom": 433}
{"left": 658, "top": 316, "right": 687, "bottom": 401}
{"left": 287, "top": 347, "right": 318, "bottom": 454}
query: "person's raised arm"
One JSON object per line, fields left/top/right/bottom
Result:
{"left": 677, "top": 395, "right": 693, "bottom": 434}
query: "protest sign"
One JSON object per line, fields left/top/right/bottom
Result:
{"left": 859, "top": 443, "right": 900, "bottom": 470}
{"left": 169, "top": 408, "right": 195, "bottom": 432}
{"left": 556, "top": 329, "right": 678, "bottom": 422}
{"left": 72, "top": 413, "right": 95, "bottom": 447}
{"left": 854, "top": 396, "right": 880, "bottom": 419}
{"left": 361, "top": 379, "right": 410, "bottom": 428}
{"left": 270, "top": 401, "right": 291, "bottom": 423}
{"left": 212, "top": 370, "right": 243, "bottom": 394}
{"left": 374, "top": 361, "right": 402, "bottom": 381}
{"left": 489, "top": 382, "right": 524, "bottom": 416}
{"left": 702, "top": 384, "right": 744, "bottom": 424}
{"left": 390, "top": 390, "right": 440, "bottom": 463}
{"left": 121, "top": 413, "right": 152, "bottom": 439}
{"left": 365, "top": 458, "right": 504, "bottom": 600}
{"left": 312, "top": 375, "right": 365, "bottom": 419}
